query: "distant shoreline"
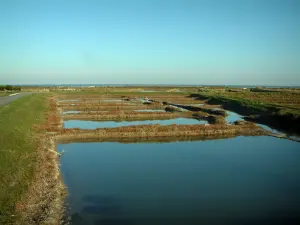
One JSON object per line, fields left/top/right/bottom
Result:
{"left": 3, "top": 84, "right": 300, "bottom": 88}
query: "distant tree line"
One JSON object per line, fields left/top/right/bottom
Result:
{"left": 0, "top": 85, "right": 21, "bottom": 91}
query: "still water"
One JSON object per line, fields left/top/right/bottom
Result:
{"left": 222, "top": 110, "right": 283, "bottom": 134}
{"left": 135, "top": 109, "right": 166, "bottom": 112}
{"left": 223, "top": 110, "right": 283, "bottom": 134}
{"left": 225, "top": 110, "right": 244, "bottom": 123}
{"left": 63, "top": 118, "right": 207, "bottom": 129}
{"left": 62, "top": 110, "right": 80, "bottom": 115}
{"left": 58, "top": 99, "right": 80, "bottom": 102}
{"left": 58, "top": 136, "right": 300, "bottom": 225}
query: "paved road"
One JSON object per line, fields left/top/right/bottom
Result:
{"left": 0, "top": 92, "right": 34, "bottom": 106}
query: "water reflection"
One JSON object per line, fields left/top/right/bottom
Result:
{"left": 63, "top": 118, "right": 207, "bottom": 129}
{"left": 216, "top": 109, "right": 285, "bottom": 135}
{"left": 81, "top": 195, "right": 121, "bottom": 215}
{"left": 62, "top": 110, "right": 80, "bottom": 115}
{"left": 225, "top": 111, "right": 244, "bottom": 123}
{"left": 94, "top": 218, "right": 134, "bottom": 225}
{"left": 135, "top": 109, "right": 165, "bottom": 112}
{"left": 256, "top": 123, "right": 282, "bottom": 134}
{"left": 58, "top": 137, "right": 300, "bottom": 225}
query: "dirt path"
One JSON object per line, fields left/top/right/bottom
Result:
{"left": 0, "top": 92, "right": 34, "bottom": 106}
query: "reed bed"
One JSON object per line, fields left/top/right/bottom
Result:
{"left": 56, "top": 123, "right": 266, "bottom": 143}
{"left": 62, "top": 111, "right": 192, "bottom": 121}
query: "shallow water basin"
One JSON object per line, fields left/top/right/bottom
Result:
{"left": 225, "top": 110, "right": 244, "bottom": 123}
{"left": 62, "top": 110, "right": 81, "bottom": 115}
{"left": 58, "top": 136, "right": 300, "bottom": 225}
{"left": 58, "top": 99, "right": 80, "bottom": 102}
{"left": 135, "top": 109, "right": 166, "bottom": 112}
{"left": 63, "top": 118, "right": 207, "bottom": 129}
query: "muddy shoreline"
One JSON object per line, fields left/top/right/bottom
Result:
{"left": 62, "top": 111, "right": 193, "bottom": 121}
{"left": 191, "top": 93, "right": 300, "bottom": 134}
{"left": 16, "top": 98, "right": 66, "bottom": 225}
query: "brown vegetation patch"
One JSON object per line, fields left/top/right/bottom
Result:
{"left": 56, "top": 123, "right": 266, "bottom": 143}
{"left": 62, "top": 111, "right": 192, "bottom": 121}
{"left": 15, "top": 97, "right": 65, "bottom": 225}
{"left": 61, "top": 103, "right": 165, "bottom": 111}
{"left": 16, "top": 137, "right": 65, "bottom": 225}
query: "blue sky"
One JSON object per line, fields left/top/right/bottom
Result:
{"left": 0, "top": 0, "right": 299, "bottom": 85}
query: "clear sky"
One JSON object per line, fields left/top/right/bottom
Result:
{"left": 0, "top": 0, "right": 299, "bottom": 85}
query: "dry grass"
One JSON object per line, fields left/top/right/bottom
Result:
{"left": 0, "top": 94, "right": 65, "bottom": 224}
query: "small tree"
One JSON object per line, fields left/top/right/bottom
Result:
{"left": 5, "top": 85, "right": 13, "bottom": 91}
{"left": 14, "top": 86, "right": 21, "bottom": 91}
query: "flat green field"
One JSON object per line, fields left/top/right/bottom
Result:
{"left": 0, "top": 94, "right": 48, "bottom": 224}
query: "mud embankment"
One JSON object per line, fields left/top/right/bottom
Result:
{"left": 245, "top": 114, "right": 300, "bottom": 134}
{"left": 58, "top": 101, "right": 137, "bottom": 107}
{"left": 16, "top": 97, "right": 65, "bottom": 225}
{"left": 17, "top": 137, "right": 65, "bottom": 225}
{"left": 193, "top": 113, "right": 226, "bottom": 124}
{"left": 62, "top": 111, "right": 193, "bottom": 121}
{"left": 191, "top": 94, "right": 300, "bottom": 134}
{"left": 61, "top": 103, "right": 165, "bottom": 111}
{"left": 166, "top": 102, "right": 227, "bottom": 116}
{"left": 123, "top": 95, "right": 203, "bottom": 104}
{"left": 56, "top": 123, "right": 266, "bottom": 143}
{"left": 58, "top": 133, "right": 254, "bottom": 144}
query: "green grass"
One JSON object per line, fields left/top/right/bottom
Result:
{"left": 196, "top": 90, "right": 300, "bottom": 116}
{"left": 0, "top": 94, "right": 48, "bottom": 224}
{"left": 197, "top": 88, "right": 300, "bottom": 110}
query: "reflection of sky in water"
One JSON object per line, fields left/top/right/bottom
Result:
{"left": 62, "top": 110, "right": 80, "bottom": 115}
{"left": 58, "top": 137, "right": 300, "bottom": 225}
{"left": 219, "top": 109, "right": 285, "bottom": 135}
{"left": 169, "top": 105, "right": 188, "bottom": 111}
{"left": 58, "top": 99, "right": 80, "bottom": 102}
{"left": 256, "top": 123, "right": 282, "bottom": 135}
{"left": 135, "top": 109, "right": 166, "bottom": 112}
{"left": 189, "top": 103, "right": 204, "bottom": 106}
{"left": 289, "top": 136, "right": 300, "bottom": 141}
{"left": 225, "top": 111, "right": 244, "bottom": 123}
{"left": 64, "top": 118, "right": 207, "bottom": 129}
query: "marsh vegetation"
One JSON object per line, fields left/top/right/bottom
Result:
{"left": 2, "top": 86, "right": 299, "bottom": 224}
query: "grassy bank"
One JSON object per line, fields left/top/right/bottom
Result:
{"left": 0, "top": 94, "right": 48, "bottom": 224}
{"left": 191, "top": 90, "right": 300, "bottom": 133}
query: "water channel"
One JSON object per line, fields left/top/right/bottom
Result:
{"left": 63, "top": 118, "right": 207, "bottom": 129}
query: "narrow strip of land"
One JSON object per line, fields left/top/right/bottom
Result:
{"left": 0, "top": 94, "right": 48, "bottom": 224}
